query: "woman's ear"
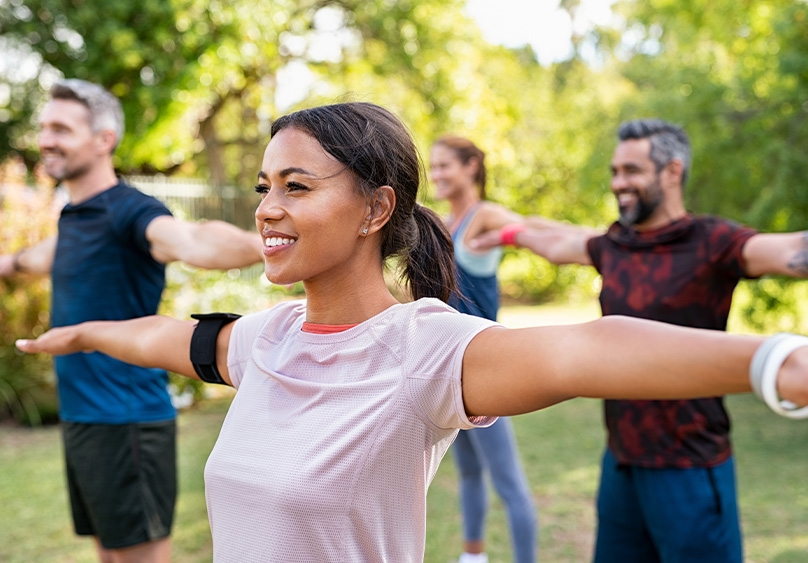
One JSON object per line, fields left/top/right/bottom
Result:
{"left": 465, "top": 156, "right": 480, "bottom": 176}
{"left": 363, "top": 186, "right": 396, "bottom": 236}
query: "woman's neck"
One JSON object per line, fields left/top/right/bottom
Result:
{"left": 302, "top": 268, "right": 399, "bottom": 325}
{"left": 447, "top": 191, "right": 481, "bottom": 230}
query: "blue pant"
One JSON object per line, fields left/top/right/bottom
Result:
{"left": 452, "top": 417, "right": 537, "bottom": 563}
{"left": 594, "top": 449, "right": 743, "bottom": 563}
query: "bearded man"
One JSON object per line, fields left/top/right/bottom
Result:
{"left": 472, "top": 118, "right": 808, "bottom": 562}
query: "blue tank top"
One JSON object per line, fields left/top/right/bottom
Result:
{"left": 51, "top": 181, "right": 176, "bottom": 423}
{"left": 448, "top": 205, "right": 502, "bottom": 321}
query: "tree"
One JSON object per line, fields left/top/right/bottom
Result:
{"left": 1, "top": 0, "right": 497, "bottom": 189}
{"left": 582, "top": 0, "right": 808, "bottom": 330}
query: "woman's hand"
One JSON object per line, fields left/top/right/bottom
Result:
{"left": 17, "top": 324, "right": 95, "bottom": 356}
{"left": 17, "top": 316, "right": 203, "bottom": 380}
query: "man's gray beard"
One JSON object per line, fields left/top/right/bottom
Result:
{"left": 47, "top": 161, "right": 92, "bottom": 182}
{"left": 618, "top": 186, "right": 663, "bottom": 228}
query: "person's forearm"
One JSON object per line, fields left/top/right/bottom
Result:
{"left": 183, "top": 221, "right": 264, "bottom": 270}
{"left": 523, "top": 215, "right": 573, "bottom": 231}
{"left": 17, "top": 316, "right": 199, "bottom": 378}
{"left": 523, "top": 215, "right": 600, "bottom": 234}
{"left": 462, "top": 316, "right": 771, "bottom": 417}
{"left": 1, "top": 237, "right": 57, "bottom": 277}
{"left": 513, "top": 228, "right": 593, "bottom": 265}
{"left": 550, "top": 317, "right": 760, "bottom": 399}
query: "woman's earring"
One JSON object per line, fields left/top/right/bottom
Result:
{"left": 362, "top": 227, "right": 369, "bottom": 235}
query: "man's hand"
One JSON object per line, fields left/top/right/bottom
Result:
{"left": 469, "top": 228, "right": 506, "bottom": 251}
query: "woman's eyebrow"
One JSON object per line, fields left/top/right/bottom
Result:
{"left": 257, "top": 167, "right": 317, "bottom": 181}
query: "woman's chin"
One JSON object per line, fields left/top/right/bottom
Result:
{"left": 265, "top": 270, "right": 301, "bottom": 288}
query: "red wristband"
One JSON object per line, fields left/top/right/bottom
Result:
{"left": 500, "top": 223, "right": 525, "bottom": 246}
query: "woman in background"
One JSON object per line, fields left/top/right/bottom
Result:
{"left": 430, "top": 135, "right": 536, "bottom": 563}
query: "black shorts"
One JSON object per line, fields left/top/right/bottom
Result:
{"left": 62, "top": 420, "right": 177, "bottom": 549}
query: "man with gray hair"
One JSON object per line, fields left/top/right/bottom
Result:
{"left": 471, "top": 118, "right": 808, "bottom": 562}
{"left": 0, "top": 79, "right": 263, "bottom": 562}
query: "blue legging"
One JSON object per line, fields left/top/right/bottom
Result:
{"left": 452, "top": 417, "right": 537, "bottom": 563}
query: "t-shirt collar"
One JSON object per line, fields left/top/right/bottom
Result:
{"left": 605, "top": 214, "right": 694, "bottom": 248}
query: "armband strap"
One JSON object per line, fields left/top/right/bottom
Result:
{"left": 190, "top": 313, "right": 241, "bottom": 385}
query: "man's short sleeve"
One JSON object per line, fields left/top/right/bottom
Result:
{"left": 586, "top": 234, "right": 607, "bottom": 273}
{"left": 704, "top": 217, "right": 758, "bottom": 279}
{"left": 110, "top": 185, "right": 173, "bottom": 255}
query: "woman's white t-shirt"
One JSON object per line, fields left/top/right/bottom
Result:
{"left": 204, "top": 298, "right": 498, "bottom": 562}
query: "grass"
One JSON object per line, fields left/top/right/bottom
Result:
{"left": 1, "top": 301, "right": 806, "bottom": 562}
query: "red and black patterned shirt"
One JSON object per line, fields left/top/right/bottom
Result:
{"left": 587, "top": 215, "right": 757, "bottom": 468}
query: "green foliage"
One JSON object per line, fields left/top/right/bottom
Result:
{"left": 594, "top": 0, "right": 808, "bottom": 229}
{"left": 498, "top": 251, "right": 601, "bottom": 304}
{"left": 731, "top": 279, "right": 808, "bottom": 335}
{"left": 0, "top": 182, "right": 59, "bottom": 424}
{"left": 3, "top": 0, "right": 807, "bottom": 327}
{"left": 1, "top": 0, "right": 501, "bottom": 189}
{"left": 584, "top": 0, "right": 808, "bottom": 329}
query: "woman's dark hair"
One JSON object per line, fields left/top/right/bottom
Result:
{"left": 432, "top": 135, "right": 487, "bottom": 199}
{"left": 271, "top": 102, "right": 457, "bottom": 302}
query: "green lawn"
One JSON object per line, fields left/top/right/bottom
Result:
{"left": 1, "top": 302, "right": 806, "bottom": 562}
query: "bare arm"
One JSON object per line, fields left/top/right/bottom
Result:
{"left": 523, "top": 215, "right": 597, "bottom": 233}
{"left": 15, "top": 316, "right": 235, "bottom": 386}
{"left": 512, "top": 226, "right": 595, "bottom": 265}
{"left": 470, "top": 223, "right": 596, "bottom": 265}
{"left": 146, "top": 216, "right": 264, "bottom": 269}
{"left": 743, "top": 231, "right": 808, "bottom": 278}
{"left": 0, "top": 236, "right": 58, "bottom": 277}
{"left": 461, "top": 317, "right": 808, "bottom": 417}
{"left": 459, "top": 202, "right": 523, "bottom": 243}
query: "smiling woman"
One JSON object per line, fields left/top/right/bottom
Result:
{"left": 14, "top": 101, "right": 808, "bottom": 563}
{"left": 254, "top": 128, "right": 382, "bottom": 296}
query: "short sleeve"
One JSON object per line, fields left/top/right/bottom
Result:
{"left": 705, "top": 217, "right": 757, "bottom": 279}
{"left": 224, "top": 301, "right": 306, "bottom": 388}
{"left": 226, "top": 310, "right": 272, "bottom": 389}
{"left": 586, "top": 234, "right": 606, "bottom": 273}
{"left": 110, "top": 186, "right": 172, "bottom": 255}
{"left": 403, "top": 300, "right": 499, "bottom": 430}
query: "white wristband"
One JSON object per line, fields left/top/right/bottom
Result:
{"left": 749, "top": 333, "right": 808, "bottom": 419}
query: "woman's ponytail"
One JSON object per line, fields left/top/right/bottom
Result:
{"left": 402, "top": 205, "right": 457, "bottom": 302}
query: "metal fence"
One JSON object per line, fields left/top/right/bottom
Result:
{"left": 127, "top": 175, "right": 264, "bottom": 282}
{"left": 126, "top": 175, "right": 257, "bottom": 231}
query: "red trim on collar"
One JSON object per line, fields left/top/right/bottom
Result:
{"left": 301, "top": 322, "right": 358, "bottom": 334}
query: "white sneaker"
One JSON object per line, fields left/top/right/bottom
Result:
{"left": 458, "top": 553, "right": 489, "bottom": 563}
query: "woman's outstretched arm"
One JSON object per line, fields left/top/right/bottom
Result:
{"left": 16, "top": 316, "right": 235, "bottom": 386}
{"left": 461, "top": 316, "right": 808, "bottom": 417}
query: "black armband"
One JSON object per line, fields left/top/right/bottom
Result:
{"left": 190, "top": 313, "right": 241, "bottom": 385}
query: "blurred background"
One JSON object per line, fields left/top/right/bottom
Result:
{"left": 1, "top": 0, "right": 807, "bottom": 422}
{"left": 0, "top": 0, "right": 808, "bottom": 422}
{"left": 2, "top": 3, "right": 808, "bottom": 561}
